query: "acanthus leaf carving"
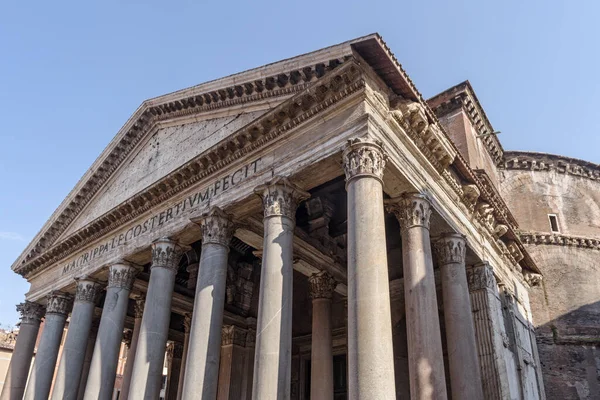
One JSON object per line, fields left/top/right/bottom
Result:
{"left": 308, "top": 271, "right": 337, "bottom": 300}
{"left": 198, "top": 206, "right": 235, "bottom": 247}
{"left": 386, "top": 193, "right": 432, "bottom": 231}
{"left": 46, "top": 291, "right": 73, "bottom": 317}
{"left": 151, "top": 238, "right": 183, "bottom": 273}
{"left": 254, "top": 176, "right": 309, "bottom": 219}
{"left": 342, "top": 137, "right": 388, "bottom": 183}
{"left": 221, "top": 325, "right": 247, "bottom": 347}
{"left": 74, "top": 277, "right": 104, "bottom": 304}
{"left": 108, "top": 262, "right": 139, "bottom": 290}
{"left": 16, "top": 301, "right": 45, "bottom": 325}
{"left": 434, "top": 233, "right": 467, "bottom": 265}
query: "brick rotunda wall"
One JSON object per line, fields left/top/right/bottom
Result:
{"left": 499, "top": 151, "right": 600, "bottom": 400}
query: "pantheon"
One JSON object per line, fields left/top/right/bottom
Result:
{"left": 3, "top": 33, "right": 599, "bottom": 400}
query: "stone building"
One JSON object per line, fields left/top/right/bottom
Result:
{"left": 0, "top": 33, "right": 597, "bottom": 400}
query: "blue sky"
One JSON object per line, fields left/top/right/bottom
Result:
{"left": 0, "top": 1, "right": 598, "bottom": 326}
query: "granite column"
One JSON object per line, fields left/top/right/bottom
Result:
{"left": 182, "top": 207, "right": 235, "bottom": 400}
{"left": 387, "top": 193, "right": 448, "bottom": 400}
{"left": 176, "top": 314, "right": 192, "bottom": 400}
{"left": 83, "top": 262, "right": 138, "bottom": 400}
{"left": 343, "top": 137, "right": 396, "bottom": 399}
{"left": 308, "top": 271, "right": 337, "bottom": 400}
{"left": 24, "top": 291, "right": 73, "bottom": 400}
{"left": 251, "top": 176, "right": 309, "bottom": 400}
{"left": 0, "top": 302, "right": 45, "bottom": 400}
{"left": 434, "top": 233, "right": 484, "bottom": 399}
{"left": 52, "top": 277, "right": 103, "bottom": 400}
{"left": 77, "top": 317, "right": 99, "bottom": 400}
{"left": 128, "top": 238, "right": 182, "bottom": 400}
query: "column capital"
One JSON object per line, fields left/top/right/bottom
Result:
{"left": 183, "top": 313, "right": 192, "bottom": 333}
{"left": 74, "top": 276, "right": 104, "bottom": 304}
{"left": 46, "top": 291, "right": 73, "bottom": 317}
{"left": 151, "top": 237, "right": 184, "bottom": 273}
{"left": 386, "top": 192, "right": 432, "bottom": 230}
{"left": 254, "top": 176, "right": 309, "bottom": 219}
{"left": 108, "top": 262, "right": 139, "bottom": 290}
{"left": 466, "top": 263, "right": 498, "bottom": 292}
{"left": 342, "top": 137, "right": 388, "bottom": 184}
{"left": 133, "top": 296, "right": 145, "bottom": 318}
{"left": 197, "top": 206, "right": 235, "bottom": 247}
{"left": 221, "top": 325, "right": 247, "bottom": 347}
{"left": 123, "top": 329, "right": 133, "bottom": 348}
{"left": 16, "top": 301, "right": 45, "bottom": 325}
{"left": 434, "top": 233, "right": 467, "bottom": 265}
{"left": 308, "top": 271, "right": 337, "bottom": 300}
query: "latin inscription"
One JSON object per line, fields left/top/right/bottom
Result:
{"left": 61, "top": 158, "right": 262, "bottom": 276}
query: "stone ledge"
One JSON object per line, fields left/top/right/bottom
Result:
{"left": 520, "top": 231, "right": 600, "bottom": 250}
{"left": 502, "top": 151, "right": 600, "bottom": 181}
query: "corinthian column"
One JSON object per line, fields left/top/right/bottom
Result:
{"left": 343, "top": 137, "right": 396, "bottom": 399}
{"left": 24, "top": 291, "right": 73, "bottom": 400}
{"left": 183, "top": 207, "right": 235, "bottom": 400}
{"left": 308, "top": 271, "right": 337, "bottom": 400}
{"left": 386, "top": 193, "right": 447, "bottom": 400}
{"left": 77, "top": 317, "right": 99, "bottom": 400}
{"left": 52, "top": 277, "right": 103, "bottom": 400}
{"left": 434, "top": 233, "right": 483, "bottom": 399}
{"left": 252, "top": 176, "right": 309, "bottom": 400}
{"left": 84, "top": 262, "right": 138, "bottom": 400}
{"left": 0, "top": 301, "right": 45, "bottom": 400}
{"left": 128, "top": 238, "right": 183, "bottom": 400}
{"left": 120, "top": 296, "right": 144, "bottom": 400}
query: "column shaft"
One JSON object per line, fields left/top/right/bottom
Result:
{"left": 343, "top": 138, "right": 395, "bottom": 399}
{"left": 388, "top": 193, "right": 447, "bottom": 400}
{"left": 0, "top": 302, "right": 44, "bottom": 400}
{"left": 52, "top": 278, "right": 103, "bottom": 400}
{"left": 216, "top": 326, "right": 247, "bottom": 400}
{"left": 84, "top": 263, "right": 138, "bottom": 400}
{"left": 120, "top": 298, "right": 144, "bottom": 400}
{"left": 435, "top": 233, "right": 484, "bottom": 400}
{"left": 24, "top": 292, "right": 73, "bottom": 400}
{"left": 252, "top": 177, "right": 308, "bottom": 400}
{"left": 309, "top": 272, "right": 336, "bottom": 400}
{"left": 176, "top": 314, "right": 191, "bottom": 400}
{"left": 183, "top": 207, "right": 234, "bottom": 400}
{"left": 77, "top": 319, "right": 99, "bottom": 400}
{"left": 128, "top": 238, "right": 181, "bottom": 400}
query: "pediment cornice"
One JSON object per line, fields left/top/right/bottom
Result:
{"left": 15, "top": 59, "right": 366, "bottom": 278}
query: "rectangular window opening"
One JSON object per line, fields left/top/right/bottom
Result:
{"left": 548, "top": 214, "right": 560, "bottom": 233}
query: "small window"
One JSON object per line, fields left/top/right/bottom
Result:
{"left": 548, "top": 214, "right": 560, "bottom": 233}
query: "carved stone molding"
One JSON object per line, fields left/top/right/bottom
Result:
{"left": 386, "top": 193, "right": 432, "bottom": 230}
{"left": 523, "top": 272, "right": 543, "bottom": 287}
{"left": 520, "top": 231, "right": 600, "bottom": 250}
{"left": 16, "top": 301, "right": 45, "bottom": 325}
{"left": 133, "top": 296, "right": 145, "bottom": 318}
{"left": 342, "top": 137, "right": 388, "bottom": 184}
{"left": 197, "top": 206, "right": 235, "bottom": 247}
{"left": 151, "top": 237, "right": 183, "bottom": 273}
{"left": 466, "top": 264, "right": 498, "bottom": 292}
{"left": 108, "top": 262, "right": 139, "bottom": 290}
{"left": 46, "top": 291, "right": 73, "bottom": 317}
{"left": 254, "top": 176, "right": 310, "bottom": 219}
{"left": 462, "top": 184, "right": 480, "bottom": 213}
{"left": 308, "top": 271, "right": 337, "bottom": 300}
{"left": 434, "top": 233, "right": 467, "bottom": 265}
{"left": 74, "top": 277, "right": 104, "bottom": 304}
{"left": 183, "top": 313, "right": 192, "bottom": 334}
{"left": 221, "top": 325, "right": 247, "bottom": 347}
{"left": 502, "top": 151, "right": 600, "bottom": 181}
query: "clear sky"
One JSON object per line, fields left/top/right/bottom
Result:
{"left": 0, "top": 0, "right": 598, "bottom": 326}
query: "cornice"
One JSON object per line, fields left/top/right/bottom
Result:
{"left": 520, "top": 231, "right": 600, "bottom": 251}
{"left": 14, "top": 56, "right": 353, "bottom": 275}
{"left": 501, "top": 151, "right": 600, "bottom": 181}
{"left": 16, "top": 60, "right": 366, "bottom": 278}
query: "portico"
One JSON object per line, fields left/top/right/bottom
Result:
{"left": 3, "top": 34, "right": 545, "bottom": 400}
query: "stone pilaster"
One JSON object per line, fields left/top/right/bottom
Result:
{"left": 308, "top": 272, "right": 337, "bottom": 400}
{"left": 466, "top": 263, "right": 511, "bottom": 400}
{"left": 120, "top": 296, "right": 144, "bottom": 400}
{"left": 166, "top": 342, "right": 184, "bottom": 400}
{"left": 0, "top": 302, "right": 45, "bottom": 400}
{"left": 176, "top": 313, "right": 192, "bottom": 400}
{"left": 128, "top": 238, "right": 183, "bottom": 400}
{"left": 24, "top": 291, "right": 73, "bottom": 400}
{"left": 343, "top": 138, "right": 396, "bottom": 399}
{"left": 217, "top": 325, "right": 247, "bottom": 400}
{"left": 52, "top": 277, "right": 103, "bottom": 400}
{"left": 252, "top": 176, "right": 309, "bottom": 400}
{"left": 182, "top": 207, "right": 234, "bottom": 400}
{"left": 387, "top": 193, "right": 448, "bottom": 400}
{"left": 434, "top": 233, "right": 484, "bottom": 400}
{"left": 84, "top": 262, "right": 139, "bottom": 400}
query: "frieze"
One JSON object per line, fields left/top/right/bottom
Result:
{"left": 434, "top": 233, "right": 467, "bottom": 265}
{"left": 198, "top": 206, "right": 235, "bottom": 247}
{"left": 16, "top": 301, "right": 45, "bottom": 325}
{"left": 74, "top": 277, "right": 103, "bottom": 304}
{"left": 385, "top": 193, "right": 432, "bottom": 231}
{"left": 108, "top": 262, "right": 139, "bottom": 290}
{"left": 221, "top": 325, "right": 247, "bottom": 347}
{"left": 151, "top": 238, "right": 183, "bottom": 273}
{"left": 342, "top": 137, "right": 388, "bottom": 183}
{"left": 59, "top": 158, "right": 262, "bottom": 278}
{"left": 520, "top": 231, "right": 600, "bottom": 250}
{"left": 46, "top": 291, "right": 73, "bottom": 317}
{"left": 308, "top": 271, "right": 337, "bottom": 300}
{"left": 255, "top": 176, "right": 310, "bottom": 220}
